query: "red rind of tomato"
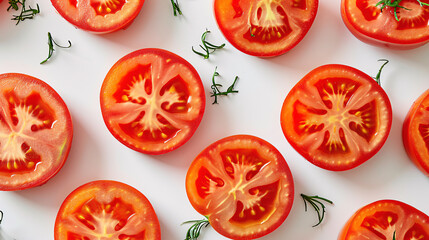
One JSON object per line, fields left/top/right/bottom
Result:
{"left": 403, "top": 89, "right": 429, "bottom": 176}
{"left": 55, "top": 180, "right": 161, "bottom": 240}
{"left": 186, "top": 135, "right": 294, "bottom": 239}
{"left": 214, "top": 0, "right": 319, "bottom": 57}
{"left": 338, "top": 199, "right": 429, "bottom": 240}
{"left": 341, "top": 0, "right": 429, "bottom": 49}
{"left": 50, "top": 0, "right": 145, "bottom": 33}
{"left": 100, "top": 48, "right": 205, "bottom": 155}
{"left": 0, "top": 73, "right": 73, "bottom": 191}
{"left": 281, "top": 64, "right": 392, "bottom": 171}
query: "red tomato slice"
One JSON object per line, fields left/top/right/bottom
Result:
{"left": 100, "top": 48, "right": 205, "bottom": 155}
{"left": 214, "top": 0, "right": 318, "bottom": 57}
{"left": 0, "top": 73, "right": 73, "bottom": 191}
{"left": 280, "top": 64, "right": 392, "bottom": 171}
{"left": 55, "top": 180, "right": 161, "bottom": 240}
{"left": 186, "top": 135, "right": 294, "bottom": 239}
{"left": 50, "top": 0, "right": 145, "bottom": 33}
{"left": 339, "top": 200, "right": 429, "bottom": 240}
{"left": 403, "top": 89, "right": 429, "bottom": 176}
{"left": 341, "top": 0, "right": 429, "bottom": 49}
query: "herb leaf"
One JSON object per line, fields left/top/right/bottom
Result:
{"left": 192, "top": 30, "right": 225, "bottom": 59}
{"left": 374, "top": 59, "right": 389, "bottom": 86}
{"left": 8, "top": 0, "right": 40, "bottom": 25}
{"left": 210, "top": 67, "right": 239, "bottom": 104}
{"left": 375, "top": 0, "right": 414, "bottom": 21}
{"left": 182, "top": 217, "right": 210, "bottom": 240}
{"left": 393, "top": 231, "right": 396, "bottom": 240}
{"left": 170, "top": 0, "right": 182, "bottom": 16}
{"left": 301, "top": 193, "right": 333, "bottom": 227}
{"left": 40, "top": 32, "right": 72, "bottom": 64}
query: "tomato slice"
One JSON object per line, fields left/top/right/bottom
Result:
{"left": 100, "top": 48, "right": 205, "bottom": 155}
{"left": 0, "top": 73, "right": 73, "bottom": 191}
{"left": 280, "top": 64, "right": 392, "bottom": 171}
{"left": 341, "top": 0, "right": 429, "bottom": 49}
{"left": 339, "top": 200, "right": 429, "bottom": 240}
{"left": 214, "top": 0, "right": 318, "bottom": 57}
{"left": 50, "top": 0, "right": 145, "bottom": 33}
{"left": 55, "top": 180, "right": 161, "bottom": 240}
{"left": 403, "top": 89, "right": 429, "bottom": 176}
{"left": 186, "top": 135, "right": 294, "bottom": 239}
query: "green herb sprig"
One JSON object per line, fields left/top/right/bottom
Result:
{"left": 393, "top": 231, "right": 396, "bottom": 240}
{"left": 7, "top": 0, "right": 40, "bottom": 25}
{"left": 374, "top": 59, "right": 389, "bottom": 86}
{"left": 375, "top": 0, "right": 428, "bottom": 21}
{"left": 192, "top": 30, "right": 225, "bottom": 59}
{"left": 40, "top": 32, "right": 72, "bottom": 64}
{"left": 170, "top": 0, "right": 182, "bottom": 16}
{"left": 182, "top": 217, "right": 210, "bottom": 240}
{"left": 210, "top": 67, "right": 239, "bottom": 104}
{"left": 301, "top": 193, "right": 333, "bottom": 227}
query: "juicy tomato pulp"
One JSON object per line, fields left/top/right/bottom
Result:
{"left": 403, "top": 89, "right": 429, "bottom": 176}
{"left": 339, "top": 200, "right": 429, "bottom": 240}
{"left": 0, "top": 73, "right": 73, "bottom": 191}
{"left": 50, "top": 0, "right": 145, "bottom": 33}
{"left": 186, "top": 135, "right": 294, "bottom": 239}
{"left": 281, "top": 65, "right": 392, "bottom": 171}
{"left": 55, "top": 180, "right": 161, "bottom": 240}
{"left": 214, "top": 0, "right": 319, "bottom": 57}
{"left": 100, "top": 48, "right": 205, "bottom": 155}
{"left": 341, "top": 0, "right": 429, "bottom": 49}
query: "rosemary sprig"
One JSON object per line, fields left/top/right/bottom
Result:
{"left": 210, "top": 67, "right": 239, "bottom": 104}
{"left": 375, "top": 0, "right": 427, "bottom": 21}
{"left": 182, "top": 217, "right": 210, "bottom": 240}
{"left": 40, "top": 32, "right": 72, "bottom": 64}
{"left": 374, "top": 59, "right": 389, "bottom": 86}
{"left": 170, "top": 0, "right": 182, "bottom": 16}
{"left": 192, "top": 30, "right": 225, "bottom": 59}
{"left": 7, "top": 0, "right": 40, "bottom": 25}
{"left": 301, "top": 193, "right": 333, "bottom": 227}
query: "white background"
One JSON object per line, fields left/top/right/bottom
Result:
{"left": 0, "top": 0, "right": 429, "bottom": 239}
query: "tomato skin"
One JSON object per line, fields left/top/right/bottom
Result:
{"left": 214, "top": 0, "right": 319, "bottom": 57}
{"left": 100, "top": 48, "right": 205, "bottom": 155}
{"left": 403, "top": 89, "right": 429, "bottom": 176}
{"left": 341, "top": 0, "right": 429, "bottom": 49}
{"left": 55, "top": 180, "right": 161, "bottom": 240}
{"left": 50, "top": 0, "right": 145, "bottom": 34}
{"left": 0, "top": 73, "right": 73, "bottom": 191}
{"left": 280, "top": 64, "right": 392, "bottom": 171}
{"left": 338, "top": 200, "right": 429, "bottom": 240}
{"left": 186, "top": 135, "right": 294, "bottom": 239}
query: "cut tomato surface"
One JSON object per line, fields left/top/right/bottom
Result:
{"left": 100, "top": 48, "right": 205, "bottom": 155}
{"left": 50, "top": 0, "right": 145, "bottom": 33}
{"left": 186, "top": 135, "right": 294, "bottom": 239}
{"left": 280, "top": 64, "right": 392, "bottom": 171}
{"left": 341, "top": 0, "right": 429, "bottom": 49}
{"left": 0, "top": 73, "right": 73, "bottom": 191}
{"left": 55, "top": 180, "right": 161, "bottom": 240}
{"left": 339, "top": 200, "right": 429, "bottom": 240}
{"left": 403, "top": 89, "right": 429, "bottom": 176}
{"left": 214, "top": 0, "right": 318, "bottom": 57}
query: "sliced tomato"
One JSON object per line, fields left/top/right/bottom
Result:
{"left": 50, "top": 0, "right": 145, "bottom": 33}
{"left": 186, "top": 135, "right": 294, "bottom": 239}
{"left": 214, "top": 0, "right": 318, "bottom": 57}
{"left": 341, "top": 0, "right": 429, "bottom": 49}
{"left": 0, "top": 73, "right": 73, "bottom": 191}
{"left": 280, "top": 64, "right": 392, "bottom": 171}
{"left": 55, "top": 180, "right": 161, "bottom": 240}
{"left": 339, "top": 200, "right": 429, "bottom": 240}
{"left": 100, "top": 48, "right": 205, "bottom": 155}
{"left": 403, "top": 89, "right": 429, "bottom": 176}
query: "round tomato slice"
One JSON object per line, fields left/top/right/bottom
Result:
{"left": 186, "top": 135, "right": 294, "bottom": 239}
{"left": 100, "top": 48, "right": 205, "bottom": 155}
{"left": 214, "top": 0, "right": 318, "bottom": 57}
{"left": 280, "top": 64, "right": 392, "bottom": 171}
{"left": 0, "top": 73, "right": 73, "bottom": 191}
{"left": 50, "top": 0, "right": 145, "bottom": 33}
{"left": 339, "top": 200, "right": 429, "bottom": 240}
{"left": 55, "top": 180, "right": 161, "bottom": 240}
{"left": 341, "top": 0, "right": 429, "bottom": 49}
{"left": 403, "top": 89, "right": 429, "bottom": 176}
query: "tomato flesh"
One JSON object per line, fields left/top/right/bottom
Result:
{"left": 0, "top": 73, "right": 73, "bottom": 190}
{"left": 186, "top": 135, "right": 294, "bottom": 239}
{"left": 281, "top": 65, "right": 392, "bottom": 171}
